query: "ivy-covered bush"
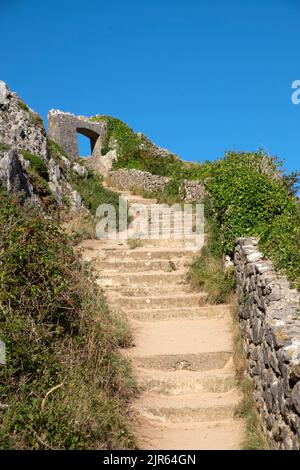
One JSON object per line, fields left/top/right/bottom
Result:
{"left": 202, "top": 151, "right": 300, "bottom": 289}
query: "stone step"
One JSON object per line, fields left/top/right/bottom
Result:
{"left": 138, "top": 239, "right": 202, "bottom": 249}
{"left": 131, "top": 351, "right": 233, "bottom": 372}
{"left": 133, "top": 390, "right": 240, "bottom": 423}
{"left": 105, "top": 284, "right": 192, "bottom": 298}
{"left": 110, "top": 293, "right": 206, "bottom": 309}
{"left": 126, "top": 197, "right": 158, "bottom": 206}
{"left": 96, "top": 271, "right": 184, "bottom": 287}
{"left": 123, "top": 305, "right": 231, "bottom": 321}
{"left": 96, "top": 248, "right": 195, "bottom": 260}
{"left": 129, "top": 318, "right": 232, "bottom": 357}
{"left": 137, "top": 368, "right": 236, "bottom": 395}
{"left": 137, "top": 418, "right": 243, "bottom": 450}
{"left": 95, "top": 259, "right": 185, "bottom": 273}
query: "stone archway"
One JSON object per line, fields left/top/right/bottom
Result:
{"left": 47, "top": 110, "right": 106, "bottom": 161}
{"left": 76, "top": 127, "right": 102, "bottom": 158}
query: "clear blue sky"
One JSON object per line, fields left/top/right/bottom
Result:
{"left": 1, "top": 0, "right": 299, "bottom": 173}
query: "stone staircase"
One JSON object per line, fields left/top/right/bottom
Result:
{"left": 79, "top": 190, "right": 244, "bottom": 450}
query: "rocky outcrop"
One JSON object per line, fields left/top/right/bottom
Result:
{"left": 234, "top": 237, "right": 300, "bottom": 450}
{"left": 84, "top": 149, "right": 117, "bottom": 177}
{"left": 0, "top": 149, "right": 32, "bottom": 198}
{"left": 0, "top": 81, "right": 47, "bottom": 160}
{"left": 0, "top": 81, "right": 83, "bottom": 209}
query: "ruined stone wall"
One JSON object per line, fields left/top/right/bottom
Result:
{"left": 180, "top": 180, "right": 206, "bottom": 202}
{"left": 110, "top": 169, "right": 205, "bottom": 202}
{"left": 234, "top": 237, "right": 300, "bottom": 450}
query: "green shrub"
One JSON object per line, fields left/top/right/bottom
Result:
{"left": 0, "top": 194, "right": 136, "bottom": 449}
{"left": 70, "top": 168, "right": 120, "bottom": 216}
{"left": 202, "top": 150, "right": 300, "bottom": 289}
{"left": 20, "top": 151, "right": 49, "bottom": 181}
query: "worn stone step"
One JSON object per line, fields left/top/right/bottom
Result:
{"left": 105, "top": 284, "right": 192, "bottom": 298}
{"left": 126, "top": 197, "right": 158, "bottom": 205}
{"left": 96, "top": 248, "right": 195, "bottom": 260}
{"left": 137, "top": 368, "right": 236, "bottom": 395}
{"left": 129, "top": 318, "right": 232, "bottom": 357}
{"left": 128, "top": 238, "right": 201, "bottom": 249}
{"left": 133, "top": 390, "right": 240, "bottom": 423}
{"left": 123, "top": 305, "right": 231, "bottom": 321}
{"left": 96, "top": 271, "right": 184, "bottom": 287}
{"left": 95, "top": 259, "right": 185, "bottom": 273}
{"left": 110, "top": 293, "right": 206, "bottom": 309}
{"left": 131, "top": 351, "right": 233, "bottom": 372}
{"left": 137, "top": 418, "right": 243, "bottom": 450}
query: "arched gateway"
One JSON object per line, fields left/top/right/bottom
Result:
{"left": 47, "top": 110, "right": 105, "bottom": 161}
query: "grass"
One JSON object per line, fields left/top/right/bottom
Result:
{"left": 48, "top": 139, "right": 70, "bottom": 172}
{"left": 187, "top": 208, "right": 236, "bottom": 304}
{"left": 0, "top": 143, "right": 11, "bottom": 152}
{"left": 60, "top": 208, "right": 96, "bottom": 244}
{"left": 70, "top": 168, "right": 121, "bottom": 217}
{"left": 187, "top": 245, "right": 236, "bottom": 304}
{"left": 20, "top": 150, "right": 49, "bottom": 181}
{"left": 17, "top": 100, "right": 30, "bottom": 113}
{"left": 0, "top": 193, "right": 137, "bottom": 449}
{"left": 127, "top": 238, "right": 142, "bottom": 250}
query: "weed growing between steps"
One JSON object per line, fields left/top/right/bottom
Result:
{"left": 0, "top": 193, "right": 136, "bottom": 449}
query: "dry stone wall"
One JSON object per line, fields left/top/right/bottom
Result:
{"left": 110, "top": 169, "right": 205, "bottom": 202}
{"left": 234, "top": 237, "right": 300, "bottom": 450}
{"left": 110, "top": 169, "right": 170, "bottom": 194}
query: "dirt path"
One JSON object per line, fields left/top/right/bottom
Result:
{"left": 80, "top": 191, "right": 244, "bottom": 450}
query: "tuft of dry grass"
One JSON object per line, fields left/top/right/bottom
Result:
{"left": 60, "top": 208, "right": 96, "bottom": 243}
{"left": 187, "top": 245, "right": 236, "bottom": 304}
{"left": 127, "top": 238, "right": 143, "bottom": 250}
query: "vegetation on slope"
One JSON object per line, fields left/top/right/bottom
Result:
{"left": 0, "top": 193, "right": 136, "bottom": 449}
{"left": 90, "top": 115, "right": 204, "bottom": 181}
{"left": 188, "top": 151, "right": 300, "bottom": 294}
{"left": 187, "top": 201, "right": 236, "bottom": 304}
